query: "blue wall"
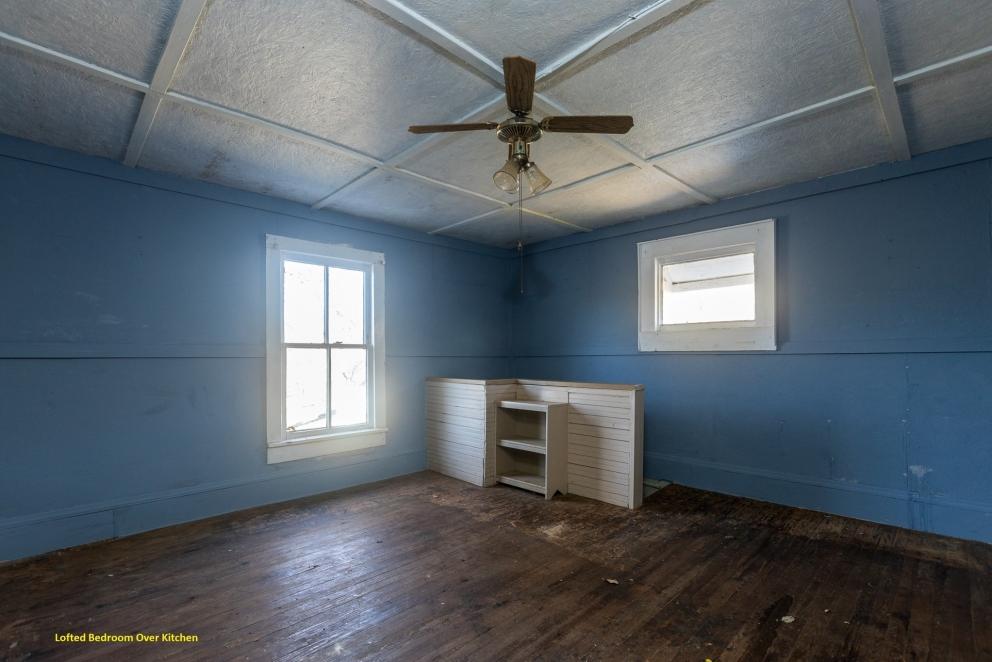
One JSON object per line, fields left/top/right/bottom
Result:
{"left": 0, "top": 136, "right": 511, "bottom": 560}
{"left": 510, "top": 140, "right": 992, "bottom": 543}
{"left": 3, "top": 134, "right": 991, "bottom": 560}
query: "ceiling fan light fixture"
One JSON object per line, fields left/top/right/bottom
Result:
{"left": 493, "top": 158, "right": 522, "bottom": 193}
{"left": 522, "top": 161, "right": 551, "bottom": 194}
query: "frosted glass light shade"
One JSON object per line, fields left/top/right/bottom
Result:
{"left": 493, "top": 159, "right": 521, "bottom": 192}
{"left": 523, "top": 162, "right": 551, "bottom": 194}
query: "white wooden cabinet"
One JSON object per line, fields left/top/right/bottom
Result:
{"left": 425, "top": 378, "right": 644, "bottom": 508}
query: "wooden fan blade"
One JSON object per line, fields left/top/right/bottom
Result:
{"left": 540, "top": 115, "right": 634, "bottom": 134}
{"left": 503, "top": 56, "right": 536, "bottom": 114}
{"left": 408, "top": 122, "right": 498, "bottom": 134}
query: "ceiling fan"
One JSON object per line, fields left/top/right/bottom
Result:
{"left": 409, "top": 56, "right": 634, "bottom": 196}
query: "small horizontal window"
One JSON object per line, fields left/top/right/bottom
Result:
{"left": 638, "top": 220, "right": 776, "bottom": 352}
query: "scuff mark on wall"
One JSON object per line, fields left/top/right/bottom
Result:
{"left": 908, "top": 464, "right": 933, "bottom": 479}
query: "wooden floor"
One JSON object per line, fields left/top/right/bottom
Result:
{"left": 2, "top": 473, "right": 990, "bottom": 661}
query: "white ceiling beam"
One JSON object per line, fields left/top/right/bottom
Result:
{"left": 8, "top": 7, "right": 991, "bottom": 245}
{"left": 510, "top": 206, "right": 592, "bottom": 232}
{"left": 428, "top": 208, "right": 504, "bottom": 235}
{"left": 164, "top": 90, "right": 573, "bottom": 221}
{"left": 355, "top": 0, "right": 714, "bottom": 238}
{"left": 123, "top": 0, "right": 208, "bottom": 167}
{"left": 311, "top": 93, "right": 505, "bottom": 210}
{"left": 534, "top": 93, "right": 716, "bottom": 204}
{"left": 848, "top": 0, "right": 911, "bottom": 160}
{"left": 358, "top": 0, "right": 504, "bottom": 85}
{"left": 0, "top": 27, "right": 544, "bottom": 221}
{"left": 647, "top": 87, "right": 875, "bottom": 162}
{"left": 0, "top": 30, "right": 149, "bottom": 92}
{"left": 537, "top": 0, "right": 699, "bottom": 82}
{"left": 431, "top": 166, "right": 635, "bottom": 235}
{"left": 893, "top": 43, "right": 992, "bottom": 85}
{"left": 429, "top": 204, "right": 592, "bottom": 236}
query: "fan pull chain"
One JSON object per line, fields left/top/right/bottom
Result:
{"left": 517, "top": 174, "right": 524, "bottom": 294}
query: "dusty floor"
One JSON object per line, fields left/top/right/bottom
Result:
{"left": 2, "top": 471, "right": 990, "bottom": 660}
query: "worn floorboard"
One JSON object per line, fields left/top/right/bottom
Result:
{"left": 1, "top": 471, "right": 989, "bottom": 661}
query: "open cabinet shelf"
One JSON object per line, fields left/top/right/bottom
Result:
{"left": 494, "top": 400, "right": 566, "bottom": 499}
{"left": 497, "top": 473, "right": 546, "bottom": 493}
{"left": 497, "top": 437, "right": 547, "bottom": 454}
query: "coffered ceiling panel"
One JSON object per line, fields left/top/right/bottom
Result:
{"left": 654, "top": 95, "right": 892, "bottom": 200}
{"left": 899, "top": 58, "right": 992, "bottom": 155}
{"left": 0, "top": 0, "right": 181, "bottom": 82}
{"left": 400, "top": 129, "right": 629, "bottom": 198}
{"left": 2, "top": 0, "right": 991, "bottom": 248}
{"left": 878, "top": 0, "right": 992, "bottom": 75}
{"left": 544, "top": 0, "right": 869, "bottom": 160}
{"left": 139, "top": 100, "right": 373, "bottom": 205}
{"left": 171, "top": 0, "right": 497, "bottom": 161}
{"left": 0, "top": 46, "right": 141, "bottom": 161}
{"left": 329, "top": 171, "right": 502, "bottom": 233}
{"left": 398, "top": 0, "right": 649, "bottom": 67}
{"left": 441, "top": 208, "right": 577, "bottom": 248}
{"left": 525, "top": 166, "right": 701, "bottom": 230}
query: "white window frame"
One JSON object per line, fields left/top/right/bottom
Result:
{"left": 265, "top": 235, "right": 386, "bottom": 464}
{"left": 638, "top": 219, "right": 776, "bottom": 352}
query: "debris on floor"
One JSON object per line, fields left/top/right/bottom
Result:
{"left": 780, "top": 615, "right": 796, "bottom": 623}
{"left": 605, "top": 578, "right": 620, "bottom": 585}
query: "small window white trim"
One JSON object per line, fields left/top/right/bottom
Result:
{"left": 265, "top": 235, "right": 386, "bottom": 463}
{"left": 637, "top": 219, "right": 776, "bottom": 352}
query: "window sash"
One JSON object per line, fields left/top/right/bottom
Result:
{"left": 280, "top": 255, "right": 374, "bottom": 440}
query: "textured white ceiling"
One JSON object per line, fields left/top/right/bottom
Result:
{"left": 171, "top": 0, "right": 495, "bottom": 160}
{"left": 0, "top": 46, "right": 142, "bottom": 160}
{"left": 898, "top": 58, "right": 992, "bottom": 155}
{"left": 442, "top": 207, "right": 576, "bottom": 248}
{"left": 329, "top": 170, "right": 501, "bottom": 233}
{"left": 140, "top": 100, "right": 373, "bottom": 204}
{"left": 526, "top": 166, "right": 700, "bottom": 230}
{"left": 544, "top": 0, "right": 870, "bottom": 160}
{"left": 878, "top": 0, "right": 992, "bottom": 75}
{"left": 0, "top": 0, "right": 181, "bottom": 81}
{"left": 654, "top": 95, "right": 893, "bottom": 199}
{"left": 400, "top": 129, "right": 629, "bottom": 198}
{"left": 398, "top": 0, "right": 649, "bottom": 66}
{"left": 0, "top": 0, "right": 990, "bottom": 247}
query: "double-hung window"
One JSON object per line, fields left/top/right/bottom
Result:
{"left": 265, "top": 235, "right": 386, "bottom": 464}
{"left": 638, "top": 219, "right": 776, "bottom": 351}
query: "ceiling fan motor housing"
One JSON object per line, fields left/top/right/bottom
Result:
{"left": 497, "top": 116, "right": 542, "bottom": 145}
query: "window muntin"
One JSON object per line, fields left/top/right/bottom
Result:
{"left": 282, "top": 258, "right": 371, "bottom": 437}
{"left": 661, "top": 252, "right": 756, "bottom": 325}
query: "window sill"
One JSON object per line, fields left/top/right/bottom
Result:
{"left": 267, "top": 428, "right": 388, "bottom": 464}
